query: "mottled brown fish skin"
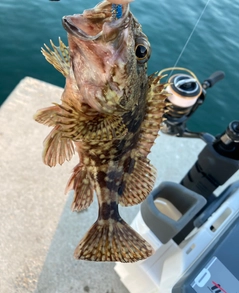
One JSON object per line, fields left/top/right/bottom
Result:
{"left": 34, "top": 0, "right": 168, "bottom": 262}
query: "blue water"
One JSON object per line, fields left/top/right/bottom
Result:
{"left": 0, "top": 0, "right": 238, "bottom": 135}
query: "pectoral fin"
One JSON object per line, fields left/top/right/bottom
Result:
{"left": 35, "top": 101, "right": 127, "bottom": 142}
{"left": 34, "top": 105, "right": 62, "bottom": 127}
{"left": 73, "top": 115, "right": 127, "bottom": 141}
{"left": 42, "top": 126, "right": 75, "bottom": 167}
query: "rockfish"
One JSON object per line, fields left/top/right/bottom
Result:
{"left": 34, "top": 0, "right": 168, "bottom": 262}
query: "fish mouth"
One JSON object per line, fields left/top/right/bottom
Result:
{"left": 62, "top": 1, "right": 130, "bottom": 41}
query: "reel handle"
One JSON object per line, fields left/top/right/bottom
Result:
{"left": 202, "top": 70, "right": 225, "bottom": 89}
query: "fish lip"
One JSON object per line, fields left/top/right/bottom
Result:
{"left": 62, "top": 3, "right": 130, "bottom": 41}
{"left": 62, "top": 16, "right": 103, "bottom": 41}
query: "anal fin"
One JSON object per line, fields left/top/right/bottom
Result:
{"left": 65, "top": 164, "right": 94, "bottom": 212}
{"left": 74, "top": 219, "right": 152, "bottom": 262}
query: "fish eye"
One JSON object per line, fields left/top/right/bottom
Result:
{"left": 135, "top": 45, "right": 147, "bottom": 58}
{"left": 135, "top": 38, "right": 151, "bottom": 64}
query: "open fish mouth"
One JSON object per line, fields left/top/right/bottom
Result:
{"left": 62, "top": 1, "right": 130, "bottom": 41}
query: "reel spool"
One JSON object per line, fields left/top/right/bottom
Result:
{"left": 160, "top": 68, "right": 225, "bottom": 137}
{"left": 159, "top": 68, "right": 203, "bottom": 136}
{"left": 166, "top": 74, "right": 202, "bottom": 118}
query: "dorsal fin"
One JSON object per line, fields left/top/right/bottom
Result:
{"left": 136, "top": 74, "right": 169, "bottom": 156}
{"left": 119, "top": 75, "right": 168, "bottom": 206}
{"left": 41, "top": 38, "right": 70, "bottom": 77}
{"left": 119, "top": 155, "right": 156, "bottom": 206}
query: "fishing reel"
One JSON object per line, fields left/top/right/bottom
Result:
{"left": 161, "top": 68, "right": 225, "bottom": 138}
{"left": 115, "top": 69, "right": 239, "bottom": 293}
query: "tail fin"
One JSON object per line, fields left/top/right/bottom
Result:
{"left": 74, "top": 219, "right": 152, "bottom": 262}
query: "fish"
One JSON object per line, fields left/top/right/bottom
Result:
{"left": 34, "top": 0, "right": 168, "bottom": 262}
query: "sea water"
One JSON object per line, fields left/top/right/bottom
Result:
{"left": 0, "top": 0, "right": 238, "bottom": 134}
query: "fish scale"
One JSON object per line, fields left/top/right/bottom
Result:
{"left": 34, "top": 0, "right": 169, "bottom": 262}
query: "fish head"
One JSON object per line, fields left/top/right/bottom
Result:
{"left": 62, "top": 0, "right": 151, "bottom": 113}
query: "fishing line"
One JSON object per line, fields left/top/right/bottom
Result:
{"left": 169, "top": 0, "right": 212, "bottom": 79}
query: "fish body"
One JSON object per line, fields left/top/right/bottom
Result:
{"left": 34, "top": 0, "right": 168, "bottom": 262}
